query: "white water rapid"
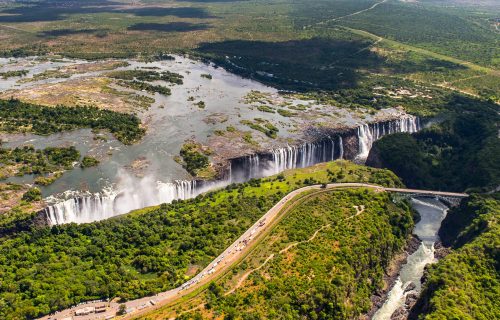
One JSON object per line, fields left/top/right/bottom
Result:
{"left": 372, "top": 198, "right": 448, "bottom": 320}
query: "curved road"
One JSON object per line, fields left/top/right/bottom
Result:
{"left": 39, "top": 183, "right": 466, "bottom": 320}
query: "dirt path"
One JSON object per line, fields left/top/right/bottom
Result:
{"left": 0, "top": 24, "right": 35, "bottom": 34}
{"left": 226, "top": 204, "right": 366, "bottom": 295}
{"left": 305, "top": 0, "right": 388, "bottom": 29}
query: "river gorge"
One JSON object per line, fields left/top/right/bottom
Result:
{"left": 373, "top": 198, "right": 449, "bottom": 320}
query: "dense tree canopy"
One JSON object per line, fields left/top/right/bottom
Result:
{"left": 367, "top": 96, "right": 500, "bottom": 192}
{"left": 0, "top": 162, "right": 403, "bottom": 319}
{"left": 176, "top": 189, "right": 413, "bottom": 319}
{"left": 0, "top": 99, "right": 145, "bottom": 144}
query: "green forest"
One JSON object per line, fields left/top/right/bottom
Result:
{"left": 107, "top": 69, "right": 184, "bottom": 85}
{"left": 0, "top": 162, "right": 403, "bottom": 319}
{"left": 178, "top": 142, "right": 210, "bottom": 177}
{"left": 410, "top": 194, "right": 500, "bottom": 319}
{"left": 341, "top": 2, "right": 500, "bottom": 68}
{"left": 367, "top": 95, "right": 500, "bottom": 192}
{"left": 0, "top": 98, "right": 145, "bottom": 144}
{"left": 117, "top": 80, "right": 171, "bottom": 96}
{"left": 178, "top": 189, "right": 413, "bottom": 319}
{"left": 0, "top": 1, "right": 497, "bottom": 319}
{"left": 0, "top": 145, "right": 80, "bottom": 178}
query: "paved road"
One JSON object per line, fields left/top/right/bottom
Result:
{"left": 384, "top": 188, "right": 468, "bottom": 198}
{"left": 38, "top": 183, "right": 466, "bottom": 320}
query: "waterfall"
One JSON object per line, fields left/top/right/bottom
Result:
{"left": 244, "top": 115, "right": 420, "bottom": 178}
{"left": 43, "top": 115, "right": 421, "bottom": 225}
{"left": 44, "top": 178, "right": 226, "bottom": 225}
{"left": 338, "top": 136, "right": 344, "bottom": 159}
{"left": 357, "top": 124, "right": 374, "bottom": 159}
{"left": 270, "top": 137, "right": 339, "bottom": 174}
{"left": 357, "top": 115, "right": 420, "bottom": 160}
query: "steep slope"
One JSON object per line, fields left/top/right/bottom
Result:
{"left": 409, "top": 194, "right": 500, "bottom": 319}
{"left": 367, "top": 95, "right": 500, "bottom": 192}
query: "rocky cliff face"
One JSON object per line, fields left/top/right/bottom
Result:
{"left": 366, "top": 143, "right": 384, "bottom": 168}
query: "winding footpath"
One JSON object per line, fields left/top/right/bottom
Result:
{"left": 39, "top": 183, "right": 467, "bottom": 320}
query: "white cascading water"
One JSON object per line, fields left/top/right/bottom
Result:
{"left": 246, "top": 154, "right": 261, "bottom": 179}
{"left": 357, "top": 115, "right": 420, "bottom": 160}
{"left": 357, "top": 124, "right": 374, "bottom": 159}
{"left": 373, "top": 198, "right": 448, "bottom": 320}
{"left": 44, "top": 172, "right": 227, "bottom": 225}
{"left": 269, "top": 137, "right": 340, "bottom": 174}
{"left": 44, "top": 116, "right": 420, "bottom": 225}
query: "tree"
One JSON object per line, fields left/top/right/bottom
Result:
{"left": 22, "top": 187, "right": 42, "bottom": 202}
{"left": 117, "top": 304, "right": 127, "bottom": 315}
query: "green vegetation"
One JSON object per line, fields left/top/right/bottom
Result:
{"left": 288, "top": 104, "right": 309, "bottom": 111}
{"left": 34, "top": 172, "right": 63, "bottom": 186}
{"left": 107, "top": 69, "right": 183, "bottom": 85}
{"left": 277, "top": 108, "right": 296, "bottom": 117}
{"left": 201, "top": 73, "right": 212, "bottom": 80}
{"left": 80, "top": 156, "right": 99, "bottom": 168}
{"left": 300, "top": 77, "right": 455, "bottom": 117}
{"left": 195, "top": 101, "right": 206, "bottom": 109}
{"left": 256, "top": 105, "right": 275, "bottom": 113}
{"left": 0, "top": 69, "right": 28, "bottom": 79}
{"left": 117, "top": 80, "right": 171, "bottom": 96}
{"left": 21, "top": 187, "right": 42, "bottom": 202}
{"left": 197, "top": 36, "right": 381, "bottom": 92}
{"left": 178, "top": 142, "right": 210, "bottom": 177}
{"left": 157, "top": 189, "right": 413, "bottom": 319}
{"left": 240, "top": 119, "right": 279, "bottom": 139}
{"left": 0, "top": 162, "right": 403, "bottom": 320}
{"left": 341, "top": 2, "right": 500, "bottom": 68}
{"left": 0, "top": 0, "right": 496, "bottom": 102}
{"left": 0, "top": 183, "right": 43, "bottom": 234}
{"left": 410, "top": 194, "right": 499, "bottom": 319}
{"left": 0, "top": 1, "right": 498, "bottom": 319}
{"left": 0, "top": 98, "right": 145, "bottom": 144}
{"left": 367, "top": 96, "right": 499, "bottom": 191}
{"left": 22, "top": 69, "right": 70, "bottom": 82}
{"left": 144, "top": 52, "right": 175, "bottom": 62}
{"left": 0, "top": 145, "right": 80, "bottom": 179}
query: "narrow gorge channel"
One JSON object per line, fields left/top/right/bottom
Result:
{"left": 372, "top": 198, "right": 449, "bottom": 320}
{"left": 43, "top": 116, "right": 421, "bottom": 225}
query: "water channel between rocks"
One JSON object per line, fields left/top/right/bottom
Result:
{"left": 372, "top": 198, "right": 449, "bottom": 320}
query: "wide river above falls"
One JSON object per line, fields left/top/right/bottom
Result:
{"left": 1, "top": 56, "right": 281, "bottom": 195}
{"left": 1, "top": 56, "right": 419, "bottom": 224}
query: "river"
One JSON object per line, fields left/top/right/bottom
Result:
{"left": 0, "top": 55, "right": 421, "bottom": 224}
{"left": 372, "top": 198, "right": 448, "bottom": 319}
